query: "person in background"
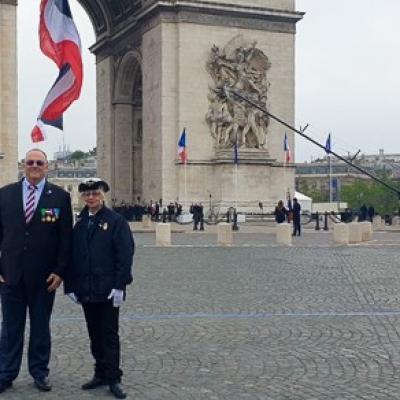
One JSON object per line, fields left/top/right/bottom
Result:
{"left": 274, "top": 200, "right": 287, "bottom": 224}
{"left": 292, "top": 197, "right": 301, "bottom": 236}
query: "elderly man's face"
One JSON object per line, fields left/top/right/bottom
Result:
{"left": 24, "top": 150, "right": 48, "bottom": 185}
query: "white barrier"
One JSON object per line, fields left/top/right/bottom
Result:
{"left": 349, "top": 222, "right": 362, "bottom": 244}
{"left": 333, "top": 224, "right": 349, "bottom": 245}
{"left": 142, "top": 215, "right": 153, "bottom": 229}
{"left": 392, "top": 216, "right": 400, "bottom": 226}
{"left": 218, "top": 223, "right": 233, "bottom": 245}
{"left": 360, "top": 221, "right": 373, "bottom": 241}
{"left": 373, "top": 216, "right": 384, "bottom": 231}
{"left": 276, "top": 223, "right": 292, "bottom": 246}
{"left": 156, "top": 223, "right": 171, "bottom": 246}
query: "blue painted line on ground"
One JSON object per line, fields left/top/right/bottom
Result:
{"left": 52, "top": 309, "right": 400, "bottom": 323}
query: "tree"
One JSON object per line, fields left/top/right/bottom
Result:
{"left": 297, "top": 180, "right": 328, "bottom": 202}
{"left": 340, "top": 171, "right": 400, "bottom": 215}
{"left": 70, "top": 150, "right": 86, "bottom": 161}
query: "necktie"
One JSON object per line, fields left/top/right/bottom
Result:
{"left": 25, "top": 185, "right": 37, "bottom": 224}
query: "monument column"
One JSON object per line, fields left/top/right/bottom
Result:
{"left": 0, "top": 0, "right": 18, "bottom": 186}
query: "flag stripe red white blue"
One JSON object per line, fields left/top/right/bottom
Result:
{"left": 178, "top": 129, "right": 187, "bottom": 163}
{"left": 283, "top": 132, "right": 291, "bottom": 163}
{"left": 31, "top": 0, "right": 83, "bottom": 143}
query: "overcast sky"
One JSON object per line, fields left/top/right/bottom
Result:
{"left": 17, "top": 0, "right": 400, "bottom": 161}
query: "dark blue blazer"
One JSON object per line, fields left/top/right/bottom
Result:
{"left": 0, "top": 180, "right": 73, "bottom": 288}
{"left": 66, "top": 205, "right": 134, "bottom": 302}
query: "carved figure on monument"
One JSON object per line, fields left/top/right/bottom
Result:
{"left": 206, "top": 35, "right": 271, "bottom": 150}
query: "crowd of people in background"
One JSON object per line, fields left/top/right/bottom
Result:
{"left": 112, "top": 199, "right": 183, "bottom": 222}
{"left": 341, "top": 204, "right": 375, "bottom": 223}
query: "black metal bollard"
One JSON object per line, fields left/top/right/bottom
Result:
{"left": 232, "top": 209, "right": 239, "bottom": 231}
{"left": 315, "top": 212, "right": 320, "bottom": 230}
{"left": 323, "top": 212, "right": 329, "bottom": 231}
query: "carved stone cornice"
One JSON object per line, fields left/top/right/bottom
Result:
{"left": 89, "top": 0, "right": 304, "bottom": 55}
{"left": 0, "top": 0, "right": 18, "bottom": 5}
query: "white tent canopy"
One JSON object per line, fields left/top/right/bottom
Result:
{"left": 294, "top": 191, "right": 312, "bottom": 214}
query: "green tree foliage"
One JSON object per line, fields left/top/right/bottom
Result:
{"left": 70, "top": 150, "right": 86, "bottom": 161}
{"left": 340, "top": 171, "right": 400, "bottom": 215}
{"left": 297, "top": 180, "right": 328, "bottom": 202}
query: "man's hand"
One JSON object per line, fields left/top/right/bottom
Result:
{"left": 0, "top": 275, "right": 5, "bottom": 284}
{"left": 46, "top": 273, "right": 62, "bottom": 292}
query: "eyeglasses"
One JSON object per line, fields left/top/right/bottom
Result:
{"left": 26, "top": 159, "right": 46, "bottom": 167}
{"left": 82, "top": 190, "right": 102, "bottom": 198}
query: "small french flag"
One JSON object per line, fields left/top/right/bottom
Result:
{"left": 178, "top": 128, "right": 187, "bottom": 163}
{"left": 283, "top": 132, "right": 291, "bottom": 163}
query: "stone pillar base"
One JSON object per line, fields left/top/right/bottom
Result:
{"left": 276, "top": 223, "right": 292, "bottom": 246}
{"left": 373, "top": 216, "right": 384, "bottom": 231}
{"left": 218, "top": 223, "right": 232, "bottom": 246}
{"left": 349, "top": 222, "right": 362, "bottom": 244}
{"left": 156, "top": 223, "right": 171, "bottom": 246}
{"left": 392, "top": 216, "right": 400, "bottom": 226}
{"left": 333, "top": 224, "right": 349, "bottom": 245}
{"left": 142, "top": 215, "right": 153, "bottom": 229}
{"left": 360, "top": 221, "right": 373, "bottom": 241}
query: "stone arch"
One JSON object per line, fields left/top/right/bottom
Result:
{"left": 76, "top": 1, "right": 112, "bottom": 36}
{"left": 112, "top": 50, "right": 143, "bottom": 204}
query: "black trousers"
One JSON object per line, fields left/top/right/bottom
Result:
{"left": 82, "top": 301, "right": 122, "bottom": 384}
{"left": 293, "top": 220, "right": 301, "bottom": 236}
{"left": 0, "top": 279, "right": 55, "bottom": 383}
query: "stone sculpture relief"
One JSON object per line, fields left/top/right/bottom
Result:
{"left": 206, "top": 35, "right": 271, "bottom": 150}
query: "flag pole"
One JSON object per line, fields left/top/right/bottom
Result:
{"left": 184, "top": 159, "right": 188, "bottom": 212}
{"left": 235, "top": 162, "right": 238, "bottom": 209}
{"left": 235, "top": 132, "right": 238, "bottom": 209}
{"left": 329, "top": 153, "right": 332, "bottom": 203}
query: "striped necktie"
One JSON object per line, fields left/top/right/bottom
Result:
{"left": 25, "top": 185, "right": 38, "bottom": 224}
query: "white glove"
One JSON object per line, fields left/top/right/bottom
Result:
{"left": 107, "top": 289, "right": 124, "bottom": 307}
{"left": 67, "top": 292, "right": 80, "bottom": 304}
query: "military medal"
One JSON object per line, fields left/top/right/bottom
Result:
{"left": 103, "top": 222, "right": 108, "bottom": 231}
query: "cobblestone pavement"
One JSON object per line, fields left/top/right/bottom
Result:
{"left": 3, "top": 230, "right": 400, "bottom": 399}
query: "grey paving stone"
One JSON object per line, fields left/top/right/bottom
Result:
{"left": 2, "top": 231, "right": 400, "bottom": 399}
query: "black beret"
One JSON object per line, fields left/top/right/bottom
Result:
{"left": 78, "top": 178, "right": 110, "bottom": 193}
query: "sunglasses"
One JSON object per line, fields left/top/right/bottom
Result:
{"left": 82, "top": 190, "right": 102, "bottom": 198}
{"left": 26, "top": 159, "right": 46, "bottom": 167}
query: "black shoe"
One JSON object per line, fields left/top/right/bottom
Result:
{"left": 110, "top": 383, "right": 127, "bottom": 399}
{"left": 34, "top": 377, "right": 52, "bottom": 392}
{"left": 0, "top": 381, "right": 12, "bottom": 393}
{"left": 81, "top": 376, "right": 106, "bottom": 390}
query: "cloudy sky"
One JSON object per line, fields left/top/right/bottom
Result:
{"left": 17, "top": 0, "right": 400, "bottom": 161}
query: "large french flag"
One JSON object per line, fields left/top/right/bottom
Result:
{"left": 31, "top": 0, "right": 83, "bottom": 143}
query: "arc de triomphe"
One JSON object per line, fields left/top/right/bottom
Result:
{"left": 0, "top": 0, "right": 303, "bottom": 211}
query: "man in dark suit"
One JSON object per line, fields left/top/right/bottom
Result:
{"left": 0, "top": 148, "right": 73, "bottom": 393}
{"left": 292, "top": 197, "right": 301, "bottom": 236}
